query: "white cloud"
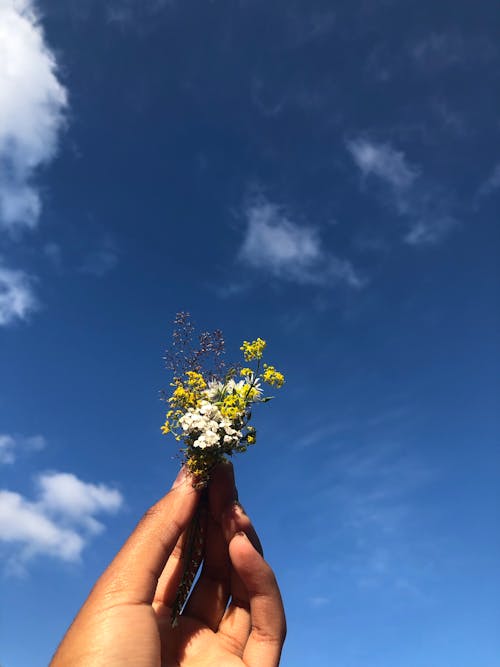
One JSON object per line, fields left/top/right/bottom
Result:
{"left": 0, "top": 471, "right": 123, "bottom": 569}
{"left": 347, "top": 138, "right": 457, "bottom": 245}
{"left": 0, "top": 490, "right": 84, "bottom": 563}
{"left": 0, "top": 435, "right": 16, "bottom": 464}
{"left": 0, "top": 433, "right": 46, "bottom": 464}
{"left": 347, "top": 138, "right": 418, "bottom": 191}
{"left": 37, "top": 472, "right": 123, "bottom": 533}
{"left": 239, "top": 199, "right": 363, "bottom": 288}
{"left": 0, "top": 0, "right": 67, "bottom": 232}
{"left": 0, "top": 264, "right": 37, "bottom": 325}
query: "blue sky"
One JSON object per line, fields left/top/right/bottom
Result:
{"left": 0, "top": 1, "right": 499, "bottom": 665}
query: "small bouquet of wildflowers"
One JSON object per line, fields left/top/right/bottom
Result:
{"left": 161, "top": 313, "right": 284, "bottom": 624}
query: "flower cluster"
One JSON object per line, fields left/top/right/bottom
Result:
{"left": 240, "top": 337, "right": 266, "bottom": 361}
{"left": 162, "top": 329, "right": 284, "bottom": 486}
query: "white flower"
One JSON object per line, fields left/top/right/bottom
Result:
{"left": 226, "top": 379, "right": 246, "bottom": 394}
{"left": 193, "top": 429, "right": 220, "bottom": 449}
{"left": 205, "top": 380, "right": 224, "bottom": 401}
{"left": 252, "top": 378, "right": 263, "bottom": 395}
{"left": 176, "top": 389, "right": 247, "bottom": 450}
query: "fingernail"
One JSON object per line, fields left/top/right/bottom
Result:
{"left": 171, "top": 465, "right": 188, "bottom": 489}
{"left": 236, "top": 530, "right": 248, "bottom": 540}
{"left": 233, "top": 500, "right": 246, "bottom": 515}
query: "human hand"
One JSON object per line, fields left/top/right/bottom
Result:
{"left": 50, "top": 462, "right": 286, "bottom": 667}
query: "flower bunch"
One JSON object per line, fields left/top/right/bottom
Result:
{"left": 162, "top": 321, "right": 284, "bottom": 486}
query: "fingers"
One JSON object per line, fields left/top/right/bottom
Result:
{"left": 215, "top": 502, "right": 264, "bottom": 655}
{"left": 229, "top": 531, "right": 286, "bottom": 667}
{"left": 152, "top": 527, "right": 189, "bottom": 612}
{"left": 93, "top": 467, "right": 200, "bottom": 607}
{"left": 222, "top": 500, "right": 263, "bottom": 557}
{"left": 181, "top": 513, "right": 230, "bottom": 628}
{"left": 182, "top": 461, "right": 237, "bottom": 628}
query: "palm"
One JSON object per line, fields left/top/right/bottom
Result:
{"left": 159, "top": 613, "right": 246, "bottom": 666}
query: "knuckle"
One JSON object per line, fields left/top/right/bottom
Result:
{"left": 218, "top": 628, "right": 244, "bottom": 655}
{"left": 251, "top": 623, "right": 285, "bottom": 647}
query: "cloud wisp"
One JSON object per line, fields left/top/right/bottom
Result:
{"left": 0, "top": 0, "right": 67, "bottom": 233}
{"left": 347, "top": 138, "right": 457, "bottom": 245}
{"left": 411, "top": 31, "right": 496, "bottom": 73}
{"left": 478, "top": 163, "right": 500, "bottom": 198}
{"left": 347, "top": 138, "right": 418, "bottom": 191}
{"left": 0, "top": 433, "right": 46, "bottom": 464}
{"left": 79, "top": 238, "right": 119, "bottom": 277}
{"left": 106, "top": 0, "right": 175, "bottom": 27}
{"left": 0, "top": 263, "right": 38, "bottom": 326}
{"left": 309, "top": 440, "right": 436, "bottom": 600}
{"left": 0, "top": 471, "right": 123, "bottom": 571}
{"left": 239, "top": 199, "right": 363, "bottom": 288}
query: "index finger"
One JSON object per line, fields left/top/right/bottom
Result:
{"left": 93, "top": 467, "right": 200, "bottom": 606}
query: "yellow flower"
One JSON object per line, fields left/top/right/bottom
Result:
{"left": 168, "top": 384, "right": 200, "bottom": 409}
{"left": 240, "top": 338, "right": 266, "bottom": 362}
{"left": 240, "top": 367, "right": 253, "bottom": 377}
{"left": 185, "top": 371, "right": 207, "bottom": 391}
{"left": 262, "top": 364, "right": 285, "bottom": 388}
{"left": 244, "top": 385, "right": 260, "bottom": 401}
{"left": 247, "top": 434, "right": 256, "bottom": 444}
{"left": 220, "top": 392, "right": 246, "bottom": 420}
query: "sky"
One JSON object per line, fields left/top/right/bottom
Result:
{"left": 0, "top": 0, "right": 499, "bottom": 665}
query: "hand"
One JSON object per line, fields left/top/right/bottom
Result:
{"left": 50, "top": 462, "right": 286, "bottom": 667}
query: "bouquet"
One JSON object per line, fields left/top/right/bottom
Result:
{"left": 161, "top": 313, "right": 284, "bottom": 624}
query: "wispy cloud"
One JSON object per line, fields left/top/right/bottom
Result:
{"left": 347, "top": 138, "right": 418, "bottom": 191}
{"left": 431, "top": 98, "right": 468, "bottom": 137}
{"left": 238, "top": 198, "right": 364, "bottom": 288}
{"left": 332, "top": 443, "right": 434, "bottom": 597}
{"left": 43, "top": 241, "right": 63, "bottom": 267}
{"left": 411, "top": 31, "right": 496, "bottom": 72}
{"left": 404, "top": 216, "right": 456, "bottom": 246}
{"left": 0, "top": 435, "right": 16, "bottom": 464}
{"left": 347, "top": 138, "right": 458, "bottom": 245}
{"left": 0, "top": 433, "right": 46, "bottom": 465}
{"left": 308, "top": 595, "right": 330, "bottom": 608}
{"left": 80, "top": 238, "right": 119, "bottom": 277}
{"left": 478, "top": 163, "right": 500, "bottom": 198}
{"left": 0, "top": 264, "right": 38, "bottom": 326}
{"left": 106, "top": 0, "right": 175, "bottom": 26}
{"left": 0, "top": 471, "right": 123, "bottom": 572}
{"left": 0, "top": 0, "right": 67, "bottom": 233}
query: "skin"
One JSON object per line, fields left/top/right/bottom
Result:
{"left": 50, "top": 462, "right": 286, "bottom": 667}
